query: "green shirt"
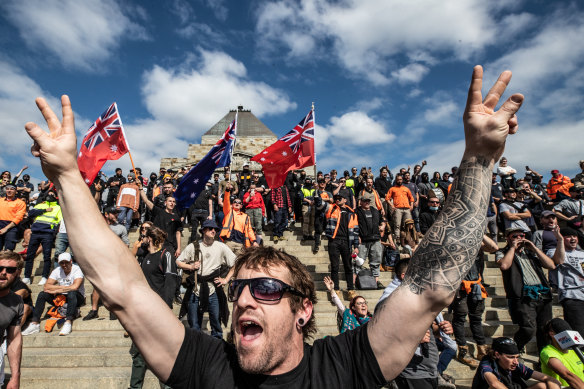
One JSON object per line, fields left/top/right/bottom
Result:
{"left": 540, "top": 344, "right": 584, "bottom": 387}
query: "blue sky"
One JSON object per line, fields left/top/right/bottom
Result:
{"left": 1, "top": 0, "right": 582, "bottom": 184}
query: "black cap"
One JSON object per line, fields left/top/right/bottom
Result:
{"left": 105, "top": 206, "right": 121, "bottom": 214}
{"left": 492, "top": 337, "right": 519, "bottom": 355}
{"left": 333, "top": 194, "right": 344, "bottom": 201}
{"left": 560, "top": 227, "right": 578, "bottom": 237}
{"left": 503, "top": 187, "right": 516, "bottom": 193}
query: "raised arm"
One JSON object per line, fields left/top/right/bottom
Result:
{"left": 368, "top": 66, "right": 524, "bottom": 380}
{"left": 24, "top": 96, "right": 184, "bottom": 382}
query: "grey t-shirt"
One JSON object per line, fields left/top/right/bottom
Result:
{"left": 499, "top": 201, "right": 530, "bottom": 231}
{"left": 547, "top": 248, "right": 584, "bottom": 302}
{"left": 0, "top": 291, "right": 24, "bottom": 343}
{"left": 109, "top": 223, "right": 129, "bottom": 246}
{"left": 554, "top": 199, "right": 584, "bottom": 218}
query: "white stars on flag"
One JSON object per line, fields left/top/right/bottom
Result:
{"left": 110, "top": 145, "right": 118, "bottom": 152}
{"left": 282, "top": 151, "right": 287, "bottom": 156}
{"left": 193, "top": 178, "right": 199, "bottom": 184}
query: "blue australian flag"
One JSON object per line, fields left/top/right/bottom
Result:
{"left": 175, "top": 117, "right": 237, "bottom": 209}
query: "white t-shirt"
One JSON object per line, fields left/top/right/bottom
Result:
{"left": 48, "top": 264, "right": 85, "bottom": 296}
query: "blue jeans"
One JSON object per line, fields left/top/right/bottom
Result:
{"left": 117, "top": 207, "right": 134, "bottom": 231}
{"left": 25, "top": 231, "right": 55, "bottom": 279}
{"left": 0, "top": 220, "right": 18, "bottom": 251}
{"left": 53, "top": 232, "right": 71, "bottom": 266}
{"left": 436, "top": 336, "right": 457, "bottom": 375}
{"left": 272, "top": 208, "right": 288, "bottom": 237}
{"left": 188, "top": 291, "right": 222, "bottom": 339}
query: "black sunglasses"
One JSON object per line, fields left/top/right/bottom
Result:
{"left": 228, "top": 277, "right": 305, "bottom": 302}
{"left": 0, "top": 266, "right": 18, "bottom": 274}
{"left": 233, "top": 201, "right": 242, "bottom": 204}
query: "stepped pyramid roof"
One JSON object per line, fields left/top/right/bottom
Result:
{"left": 203, "top": 106, "right": 276, "bottom": 138}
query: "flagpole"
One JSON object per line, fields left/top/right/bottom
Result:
{"left": 312, "top": 101, "right": 317, "bottom": 168}
{"left": 115, "top": 102, "right": 139, "bottom": 179}
{"left": 229, "top": 107, "right": 238, "bottom": 176}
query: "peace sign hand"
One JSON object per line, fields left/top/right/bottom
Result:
{"left": 25, "top": 96, "right": 78, "bottom": 183}
{"left": 463, "top": 66, "right": 524, "bottom": 164}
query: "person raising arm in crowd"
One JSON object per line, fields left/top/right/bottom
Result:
{"left": 23, "top": 64, "right": 523, "bottom": 387}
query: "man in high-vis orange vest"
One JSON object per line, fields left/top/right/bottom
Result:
{"left": 220, "top": 182, "right": 258, "bottom": 254}
{"left": 324, "top": 194, "right": 360, "bottom": 300}
{"left": 547, "top": 169, "right": 573, "bottom": 202}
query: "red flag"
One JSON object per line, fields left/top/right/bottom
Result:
{"left": 251, "top": 109, "right": 315, "bottom": 188}
{"left": 77, "top": 103, "right": 129, "bottom": 185}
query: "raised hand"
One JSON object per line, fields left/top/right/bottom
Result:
{"left": 463, "top": 66, "right": 524, "bottom": 164}
{"left": 24, "top": 96, "right": 78, "bottom": 183}
{"left": 323, "top": 276, "right": 334, "bottom": 292}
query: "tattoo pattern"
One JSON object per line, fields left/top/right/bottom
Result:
{"left": 401, "top": 156, "right": 492, "bottom": 295}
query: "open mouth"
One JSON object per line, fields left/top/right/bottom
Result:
{"left": 239, "top": 319, "right": 263, "bottom": 342}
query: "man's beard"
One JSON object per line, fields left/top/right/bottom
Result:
{"left": 0, "top": 277, "right": 14, "bottom": 290}
{"left": 237, "top": 342, "right": 278, "bottom": 374}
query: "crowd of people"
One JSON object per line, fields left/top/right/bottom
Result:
{"left": 0, "top": 155, "right": 581, "bottom": 388}
{"left": 0, "top": 66, "right": 582, "bottom": 389}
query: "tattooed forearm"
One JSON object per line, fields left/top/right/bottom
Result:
{"left": 401, "top": 155, "right": 492, "bottom": 295}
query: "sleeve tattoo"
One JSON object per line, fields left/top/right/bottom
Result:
{"left": 401, "top": 156, "right": 491, "bottom": 295}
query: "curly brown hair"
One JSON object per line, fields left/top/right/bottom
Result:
{"left": 0, "top": 251, "right": 24, "bottom": 269}
{"left": 232, "top": 246, "right": 318, "bottom": 339}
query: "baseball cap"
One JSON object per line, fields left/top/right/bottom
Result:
{"left": 505, "top": 227, "right": 525, "bottom": 236}
{"left": 541, "top": 210, "right": 556, "bottom": 218}
{"left": 551, "top": 169, "right": 560, "bottom": 174}
{"left": 492, "top": 337, "right": 519, "bottom": 355}
{"left": 58, "top": 252, "right": 72, "bottom": 263}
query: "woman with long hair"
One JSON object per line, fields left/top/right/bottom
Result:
{"left": 323, "top": 276, "right": 373, "bottom": 333}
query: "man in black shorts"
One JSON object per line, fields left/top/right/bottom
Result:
{"left": 0, "top": 251, "right": 24, "bottom": 388}
{"left": 24, "top": 65, "right": 524, "bottom": 388}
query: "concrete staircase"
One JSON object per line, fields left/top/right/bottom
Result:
{"left": 6, "top": 223, "right": 555, "bottom": 388}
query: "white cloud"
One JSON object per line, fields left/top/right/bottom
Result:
{"left": 201, "top": 0, "right": 228, "bottom": 21}
{"left": 120, "top": 49, "right": 297, "bottom": 174}
{"left": 2, "top": 0, "right": 148, "bottom": 71}
{"left": 0, "top": 61, "right": 60, "bottom": 166}
{"left": 391, "top": 63, "right": 430, "bottom": 85}
{"left": 255, "top": 0, "right": 510, "bottom": 85}
{"left": 315, "top": 109, "right": 395, "bottom": 159}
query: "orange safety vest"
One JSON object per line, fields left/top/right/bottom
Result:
{"left": 220, "top": 194, "right": 256, "bottom": 247}
{"left": 460, "top": 276, "right": 488, "bottom": 299}
{"left": 359, "top": 189, "right": 383, "bottom": 212}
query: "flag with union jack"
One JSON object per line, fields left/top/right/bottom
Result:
{"left": 251, "top": 108, "right": 316, "bottom": 188}
{"left": 77, "top": 103, "right": 130, "bottom": 185}
{"left": 175, "top": 115, "right": 237, "bottom": 209}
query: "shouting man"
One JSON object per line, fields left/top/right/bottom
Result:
{"left": 23, "top": 65, "right": 523, "bottom": 388}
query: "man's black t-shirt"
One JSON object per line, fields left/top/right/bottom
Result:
{"left": 166, "top": 323, "right": 385, "bottom": 388}
{"left": 151, "top": 206, "right": 183, "bottom": 249}
{"left": 192, "top": 189, "right": 212, "bottom": 210}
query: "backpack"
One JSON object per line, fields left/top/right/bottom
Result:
{"left": 355, "top": 268, "right": 377, "bottom": 290}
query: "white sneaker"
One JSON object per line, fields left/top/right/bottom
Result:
{"left": 59, "top": 321, "right": 72, "bottom": 336}
{"left": 22, "top": 278, "right": 31, "bottom": 285}
{"left": 38, "top": 277, "right": 48, "bottom": 285}
{"left": 22, "top": 322, "right": 40, "bottom": 336}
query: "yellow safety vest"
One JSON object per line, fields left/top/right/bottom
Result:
{"left": 33, "top": 202, "right": 62, "bottom": 229}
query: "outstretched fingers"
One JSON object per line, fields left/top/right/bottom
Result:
{"left": 465, "top": 65, "right": 484, "bottom": 114}
{"left": 35, "top": 97, "right": 60, "bottom": 132}
{"left": 483, "top": 70, "right": 512, "bottom": 111}
{"left": 495, "top": 94, "right": 524, "bottom": 134}
{"left": 60, "top": 95, "right": 75, "bottom": 134}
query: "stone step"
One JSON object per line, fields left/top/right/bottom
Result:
{"left": 4, "top": 367, "right": 160, "bottom": 389}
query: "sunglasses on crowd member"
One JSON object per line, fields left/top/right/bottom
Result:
{"left": 233, "top": 200, "right": 242, "bottom": 205}
{"left": 0, "top": 266, "right": 18, "bottom": 274}
{"left": 228, "top": 277, "right": 306, "bottom": 302}
{"left": 354, "top": 300, "right": 367, "bottom": 306}
{"left": 428, "top": 201, "right": 440, "bottom": 204}
{"left": 510, "top": 233, "right": 525, "bottom": 239}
